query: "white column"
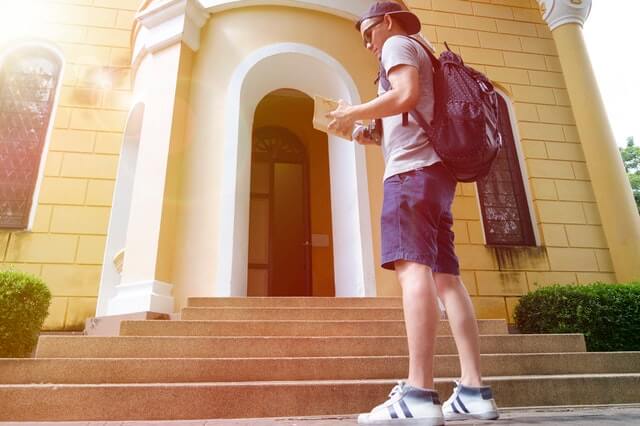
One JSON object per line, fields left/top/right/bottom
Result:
{"left": 104, "top": 0, "right": 208, "bottom": 315}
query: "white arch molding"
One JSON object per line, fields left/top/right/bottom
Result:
{"left": 216, "top": 42, "right": 377, "bottom": 297}
{"left": 132, "top": 0, "right": 377, "bottom": 75}
{"left": 496, "top": 89, "right": 541, "bottom": 247}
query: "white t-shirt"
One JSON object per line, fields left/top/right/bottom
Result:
{"left": 379, "top": 35, "right": 441, "bottom": 181}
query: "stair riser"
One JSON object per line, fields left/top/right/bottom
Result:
{"left": 2, "top": 376, "right": 639, "bottom": 421}
{"left": 119, "top": 320, "right": 508, "bottom": 337}
{"left": 3, "top": 353, "right": 639, "bottom": 384}
{"left": 181, "top": 308, "right": 406, "bottom": 321}
{"left": 35, "top": 335, "right": 586, "bottom": 358}
{"left": 188, "top": 297, "right": 403, "bottom": 308}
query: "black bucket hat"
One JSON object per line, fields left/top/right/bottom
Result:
{"left": 356, "top": 1, "right": 422, "bottom": 35}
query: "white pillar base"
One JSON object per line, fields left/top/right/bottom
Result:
{"left": 106, "top": 280, "right": 175, "bottom": 315}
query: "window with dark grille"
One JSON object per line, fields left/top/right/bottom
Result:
{"left": 0, "top": 48, "right": 61, "bottom": 229}
{"left": 477, "top": 94, "right": 536, "bottom": 246}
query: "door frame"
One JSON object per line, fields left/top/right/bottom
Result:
{"left": 216, "top": 42, "right": 377, "bottom": 297}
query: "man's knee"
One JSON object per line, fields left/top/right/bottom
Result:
{"left": 395, "top": 259, "right": 433, "bottom": 274}
{"left": 434, "top": 272, "right": 464, "bottom": 290}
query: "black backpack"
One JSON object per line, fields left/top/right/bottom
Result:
{"left": 378, "top": 37, "right": 502, "bottom": 182}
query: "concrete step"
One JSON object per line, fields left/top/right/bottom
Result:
{"left": 3, "top": 352, "right": 639, "bottom": 384}
{"left": 35, "top": 334, "right": 587, "bottom": 358}
{"left": 119, "top": 319, "right": 508, "bottom": 337}
{"left": 181, "top": 307, "right": 409, "bottom": 321}
{"left": 2, "top": 375, "right": 639, "bottom": 421}
{"left": 188, "top": 297, "right": 403, "bottom": 308}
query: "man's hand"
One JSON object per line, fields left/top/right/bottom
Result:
{"left": 352, "top": 125, "right": 378, "bottom": 145}
{"left": 327, "top": 100, "right": 356, "bottom": 138}
{"left": 324, "top": 64, "right": 418, "bottom": 141}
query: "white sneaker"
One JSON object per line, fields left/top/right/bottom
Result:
{"left": 357, "top": 381, "right": 444, "bottom": 425}
{"left": 442, "top": 380, "right": 499, "bottom": 421}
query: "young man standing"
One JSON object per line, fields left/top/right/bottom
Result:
{"left": 327, "top": 2, "right": 499, "bottom": 425}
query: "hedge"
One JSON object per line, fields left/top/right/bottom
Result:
{"left": 0, "top": 270, "right": 52, "bottom": 357}
{"left": 513, "top": 282, "right": 640, "bottom": 352}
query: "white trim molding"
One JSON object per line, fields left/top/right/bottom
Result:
{"left": 106, "top": 280, "right": 174, "bottom": 315}
{"left": 199, "top": 0, "right": 373, "bottom": 19}
{"left": 537, "top": 0, "right": 592, "bottom": 31}
{"left": 498, "top": 89, "right": 541, "bottom": 246}
{"left": 132, "top": 0, "right": 376, "bottom": 71}
{"left": 217, "top": 42, "right": 377, "bottom": 297}
{"left": 133, "top": 0, "right": 209, "bottom": 70}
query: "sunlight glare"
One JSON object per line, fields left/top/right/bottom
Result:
{"left": 0, "top": 1, "right": 44, "bottom": 42}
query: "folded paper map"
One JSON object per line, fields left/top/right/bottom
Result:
{"left": 312, "top": 95, "right": 353, "bottom": 140}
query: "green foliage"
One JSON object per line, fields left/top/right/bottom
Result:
{"left": 620, "top": 136, "right": 640, "bottom": 212}
{"left": 0, "top": 270, "right": 52, "bottom": 357}
{"left": 514, "top": 282, "right": 640, "bottom": 352}
{"left": 621, "top": 137, "right": 639, "bottom": 173}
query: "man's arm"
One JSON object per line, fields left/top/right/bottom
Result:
{"left": 327, "top": 64, "right": 420, "bottom": 134}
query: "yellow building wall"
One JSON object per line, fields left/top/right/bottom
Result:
{"left": 0, "top": 0, "right": 139, "bottom": 330}
{"left": 172, "top": 6, "right": 385, "bottom": 305}
{"left": 0, "top": 0, "right": 620, "bottom": 328}
{"left": 405, "top": 0, "right": 615, "bottom": 321}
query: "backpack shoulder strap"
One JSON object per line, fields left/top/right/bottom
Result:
{"left": 377, "top": 36, "right": 438, "bottom": 132}
{"left": 407, "top": 35, "right": 440, "bottom": 72}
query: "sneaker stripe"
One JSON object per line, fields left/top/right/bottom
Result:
{"left": 456, "top": 395, "right": 470, "bottom": 414}
{"left": 451, "top": 400, "right": 461, "bottom": 414}
{"left": 394, "top": 403, "right": 405, "bottom": 419}
{"left": 398, "top": 399, "right": 413, "bottom": 418}
{"left": 387, "top": 404, "right": 399, "bottom": 419}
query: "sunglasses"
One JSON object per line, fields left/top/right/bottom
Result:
{"left": 362, "top": 19, "right": 383, "bottom": 47}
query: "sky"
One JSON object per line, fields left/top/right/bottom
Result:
{"left": 583, "top": 1, "right": 640, "bottom": 147}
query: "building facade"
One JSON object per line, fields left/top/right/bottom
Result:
{"left": 0, "top": 0, "right": 638, "bottom": 330}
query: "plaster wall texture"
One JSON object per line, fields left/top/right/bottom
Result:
{"left": 0, "top": 0, "right": 139, "bottom": 329}
{"left": 0, "top": 0, "right": 619, "bottom": 327}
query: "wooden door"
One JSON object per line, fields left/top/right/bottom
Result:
{"left": 248, "top": 127, "right": 311, "bottom": 296}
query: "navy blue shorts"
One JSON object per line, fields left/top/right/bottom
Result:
{"left": 381, "top": 162, "right": 460, "bottom": 275}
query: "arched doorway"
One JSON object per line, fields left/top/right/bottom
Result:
{"left": 248, "top": 89, "right": 336, "bottom": 297}
{"left": 217, "top": 42, "right": 377, "bottom": 297}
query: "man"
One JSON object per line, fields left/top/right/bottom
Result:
{"left": 327, "top": 2, "right": 499, "bottom": 425}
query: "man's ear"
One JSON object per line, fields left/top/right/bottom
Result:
{"left": 384, "top": 14, "right": 394, "bottom": 31}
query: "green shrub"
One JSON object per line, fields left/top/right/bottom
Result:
{"left": 0, "top": 270, "right": 52, "bottom": 357}
{"left": 514, "top": 282, "right": 640, "bottom": 352}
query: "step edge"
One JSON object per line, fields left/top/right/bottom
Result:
{"left": 2, "top": 373, "right": 639, "bottom": 389}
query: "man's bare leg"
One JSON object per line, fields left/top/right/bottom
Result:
{"left": 395, "top": 260, "right": 440, "bottom": 389}
{"left": 434, "top": 272, "right": 482, "bottom": 387}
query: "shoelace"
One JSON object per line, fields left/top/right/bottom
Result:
{"left": 446, "top": 380, "right": 461, "bottom": 406}
{"left": 388, "top": 381, "right": 406, "bottom": 398}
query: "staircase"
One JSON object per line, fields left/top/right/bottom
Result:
{"left": 1, "top": 297, "right": 639, "bottom": 421}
